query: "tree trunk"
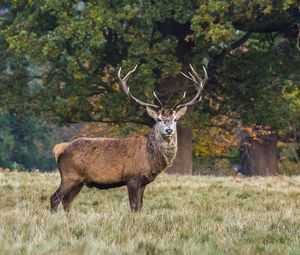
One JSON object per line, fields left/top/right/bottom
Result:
{"left": 296, "top": 130, "right": 300, "bottom": 160}
{"left": 239, "top": 135, "right": 278, "bottom": 176}
{"left": 165, "top": 125, "right": 193, "bottom": 175}
{"left": 154, "top": 19, "right": 194, "bottom": 175}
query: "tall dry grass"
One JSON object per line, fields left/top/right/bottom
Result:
{"left": 0, "top": 171, "right": 299, "bottom": 254}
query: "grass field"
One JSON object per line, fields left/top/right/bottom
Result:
{"left": 0, "top": 171, "right": 299, "bottom": 255}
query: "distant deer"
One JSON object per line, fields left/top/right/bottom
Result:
{"left": 50, "top": 64, "right": 208, "bottom": 212}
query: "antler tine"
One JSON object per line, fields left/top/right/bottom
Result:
{"left": 176, "top": 64, "right": 208, "bottom": 109}
{"left": 189, "top": 64, "right": 202, "bottom": 81}
{"left": 180, "top": 71, "right": 195, "bottom": 83}
{"left": 153, "top": 91, "right": 163, "bottom": 108}
{"left": 202, "top": 66, "right": 208, "bottom": 80}
{"left": 188, "top": 71, "right": 198, "bottom": 84}
{"left": 188, "top": 64, "right": 208, "bottom": 91}
{"left": 123, "top": 64, "right": 138, "bottom": 81}
{"left": 118, "top": 65, "right": 160, "bottom": 109}
{"left": 173, "top": 91, "right": 187, "bottom": 109}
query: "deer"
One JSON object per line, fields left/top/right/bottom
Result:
{"left": 50, "top": 64, "right": 208, "bottom": 213}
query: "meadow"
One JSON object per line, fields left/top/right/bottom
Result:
{"left": 0, "top": 171, "right": 299, "bottom": 255}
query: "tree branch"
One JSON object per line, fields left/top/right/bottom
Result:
{"left": 230, "top": 32, "right": 253, "bottom": 50}
{"left": 210, "top": 31, "right": 252, "bottom": 72}
{"left": 25, "top": 68, "right": 57, "bottom": 84}
{"left": 232, "top": 9, "right": 300, "bottom": 33}
{"left": 297, "top": 23, "right": 300, "bottom": 52}
{"left": 25, "top": 75, "right": 43, "bottom": 83}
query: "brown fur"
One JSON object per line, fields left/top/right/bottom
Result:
{"left": 52, "top": 142, "right": 70, "bottom": 162}
{"left": 160, "top": 109, "right": 174, "bottom": 118}
{"left": 50, "top": 126, "right": 178, "bottom": 213}
{"left": 58, "top": 136, "right": 154, "bottom": 183}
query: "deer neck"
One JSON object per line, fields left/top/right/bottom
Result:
{"left": 147, "top": 126, "right": 178, "bottom": 172}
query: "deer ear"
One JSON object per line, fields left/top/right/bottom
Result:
{"left": 146, "top": 106, "right": 159, "bottom": 119}
{"left": 175, "top": 106, "right": 187, "bottom": 119}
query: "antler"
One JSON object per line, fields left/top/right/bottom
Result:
{"left": 118, "top": 65, "right": 160, "bottom": 109}
{"left": 173, "top": 91, "right": 187, "bottom": 109}
{"left": 153, "top": 91, "right": 163, "bottom": 108}
{"left": 175, "top": 64, "right": 208, "bottom": 110}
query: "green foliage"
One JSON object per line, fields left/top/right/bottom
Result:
{"left": 192, "top": 0, "right": 299, "bottom": 43}
{"left": 0, "top": 11, "right": 54, "bottom": 170}
{"left": 219, "top": 42, "right": 300, "bottom": 129}
{"left": 0, "top": 110, "right": 55, "bottom": 170}
{"left": 0, "top": 113, "right": 15, "bottom": 165}
{"left": 2, "top": 0, "right": 299, "bottom": 129}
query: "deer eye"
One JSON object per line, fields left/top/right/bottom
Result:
{"left": 157, "top": 118, "right": 162, "bottom": 122}
{"left": 174, "top": 119, "right": 178, "bottom": 122}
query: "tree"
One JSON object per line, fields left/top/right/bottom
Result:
{"left": 2, "top": 1, "right": 300, "bottom": 174}
{"left": 0, "top": 4, "right": 54, "bottom": 170}
{"left": 0, "top": 110, "right": 55, "bottom": 170}
{"left": 239, "top": 126, "right": 277, "bottom": 176}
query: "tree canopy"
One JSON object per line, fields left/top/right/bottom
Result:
{"left": 0, "top": 0, "right": 299, "bottom": 170}
{"left": 2, "top": 1, "right": 299, "bottom": 128}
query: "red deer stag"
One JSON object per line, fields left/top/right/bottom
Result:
{"left": 50, "top": 64, "right": 208, "bottom": 212}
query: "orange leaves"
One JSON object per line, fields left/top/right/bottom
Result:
{"left": 241, "top": 125, "right": 275, "bottom": 143}
{"left": 193, "top": 115, "right": 239, "bottom": 158}
{"left": 193, "top": 127, "right": 238, "bottom": 157}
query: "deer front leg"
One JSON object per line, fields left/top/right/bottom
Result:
{"left": 127, "top": 179, "right": 142, "bottom": 212}
{"left": 138, "top": 184, "right": 147, "bottom": 211}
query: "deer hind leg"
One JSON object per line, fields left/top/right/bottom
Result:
{"left": 50, "top": 186, "right": 64, "bottom": 213}
{"left": 50, "top": 179, "right": 79, "bottom": 213}
{"left": 62, "top": 182, "right": 83, "bottom": 212}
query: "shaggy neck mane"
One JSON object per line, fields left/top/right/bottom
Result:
{"left": 147, "top": 125, "right": 178, "bottom": 172}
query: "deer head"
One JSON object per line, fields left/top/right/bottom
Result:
{"left": 118, "top": 64, "right": 208, "bottom": 139}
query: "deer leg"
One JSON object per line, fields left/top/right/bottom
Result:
{"left": 137, "top": 184, "right": 147, "bottom": 212}
{"left": 50, "top": 180, "right": 78, "bottom": 213}
{"left": 50, "top": 185, "right": 65, "bottom": 213}
{"left": 127, "top": 179, "right": 141, "bottom": 212}
{"left": 62, "top": 182, "right": 83, "bottom": 212}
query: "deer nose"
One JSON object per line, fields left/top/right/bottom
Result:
{"left": 165, "top": 128, "right": 173, "bottom": 135}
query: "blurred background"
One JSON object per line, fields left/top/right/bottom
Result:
{"left": 0, "top": 0, "right": 299, "bottom": 175}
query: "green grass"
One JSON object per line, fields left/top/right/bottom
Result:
{"left": 0, "top": 172, "right": 299, "bottom": 255}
